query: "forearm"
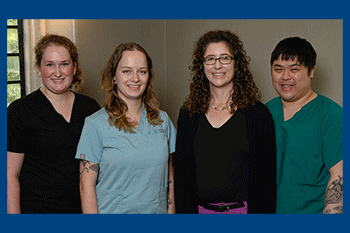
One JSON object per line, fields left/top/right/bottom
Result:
{"left": 79, "top": 159, "right": 99, "bottom": 214}
{"left": 80, "top": 185, "right": 99, "bottom": 214}
{"left": 323, "top": 160, "right": 343, "bottom": 214}
{"left": 167, "top": 154, "right": 175, "bottom": 214}
{"left": 7, "top": 176, "right": 21, "bottom": 214}
{"left": 7, "top": 151, "right": 24, "bottom": 214}
{"left": 323, "top": 175, "right": 343, "bottom": 214}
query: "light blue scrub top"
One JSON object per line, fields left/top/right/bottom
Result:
{"left": 76, "top": 106, "right": 176, "bottom": 214}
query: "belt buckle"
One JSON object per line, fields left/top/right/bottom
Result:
{"left": 218, "top": 203, "right": 229, "bottom": 212}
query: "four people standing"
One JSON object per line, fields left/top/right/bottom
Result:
{"left": 7, "top": 31, "right": 343, "bottom": 214}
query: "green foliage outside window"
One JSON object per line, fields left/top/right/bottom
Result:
{"left": 7, "top": 19, "right": 23, "bottom": 106}
{"left": 7, "top": 57, "right": 20, "bottom": 81}
{"left": 7, "top": 84, "right": 21, "bottom": 107}
{"left": 7, "top": 29, "right": 19, "bottom": 53}
{"left": 7, "top": 19, "right": 17, "bottom": 25}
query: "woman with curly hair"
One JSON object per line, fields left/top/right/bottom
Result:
{"left": 174, "top": 30, "right": 277, "bottom": 214}
{"left": 75, "top": 42, "right": 176, "bottom": 214}
{"left": 7, "top": 34, "right": 100, "bottom": 213}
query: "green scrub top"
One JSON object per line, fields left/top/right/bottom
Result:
{"left": 76, "top": 105, "right": 176, "bottom": 214}
{"left": 266, "top": 94, "right": 342, "bottom": 213}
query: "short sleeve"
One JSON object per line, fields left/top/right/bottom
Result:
{"left": 322, "top": 103, "right": 343, "bottom": 170}
{"left": 75, "top": 117, "right": 103, "bottom": 163}
{"left": 164, "top": 112, "right": 176, "bottom": 154}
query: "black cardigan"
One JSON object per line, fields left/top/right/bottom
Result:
{"left": 174, "top": 102, "right": 277, "bottom": 213}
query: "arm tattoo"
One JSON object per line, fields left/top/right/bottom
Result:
{"left": 89, "top": 163, "right": 99, "bottom": 173}
{"left": 79, "top": 155, "right": 100, "bottom": 180}
{"left": 324, "top": 175, "right": 343, "bottom": 213}
{"left": 167, "top": 198, "right": 173, "bottom": 207}
{"left": 167, "top": 180, "right": 173, "bottom": 207}
{"left": 333, "top": 206, "right": 343, "bottom": 214}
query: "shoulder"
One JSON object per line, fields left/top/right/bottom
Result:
{"left": 158, "top": 109, "right": 169, "bottom": 120}
{"left": 74, "top": 92, "right": 100, "bottom": 108}
{"left": 74, "top": 92, "right": 97, "bottom": 102}
{"left": 157, "top": 109, "right": 170, "bottom": 125}
{"left": 81, "top": 109, "right": 112, "bottom": 136}
{"left": 244, "top": 102, "right": 275, "bottom": 129}
{"left": 177, "top": 107, "right": 197, "bottom": 123}
{"left": 7, "top": 89, "right": 42, "bottom": 114}
{"left": 176, "top": 107, "right": 201, "bottom": 134}
{"left": 87, "top": 107, "right": 109, "bottom": 120}
{"left": 246, "top": 101, "right": 272, "bottom": 116}
{"left": 156, "top": 110, "right": 176, "bottom": 128}
{"left": 158, "top": 110, "right": 176, "bottom": 135}
{"left": 314, "top": 94, "right": 342, "bottom": 111}
{"left": 73, "top": 92, "right": 101, "bottom": 118}
{"left": 311, "top": 94, "right": 343, "bottom": 124}
{"left": 85, "top": 108, "right": 109, "bottom": 125}
{"left": 265, "top": 97, "right": 281, "bottom": 109}
{"left": 178, "top": 107, "right": 195, "bottom": 120}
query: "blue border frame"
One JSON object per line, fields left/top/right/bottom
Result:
{"left": 2, "top": 1, "right": 347, "bottom": 232}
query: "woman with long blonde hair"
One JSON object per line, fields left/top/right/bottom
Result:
{"left": 76, "top": 42, "right": 176, "bottom": 214}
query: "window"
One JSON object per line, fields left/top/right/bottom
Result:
{"left": 7, "top": 19, "right": 25, "bottom": 106}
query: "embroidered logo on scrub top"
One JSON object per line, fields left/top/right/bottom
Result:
{"left": 159, "top": 129, "right": 167, "bottom": 140}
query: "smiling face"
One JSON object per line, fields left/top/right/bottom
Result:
{"left": 114, "top": 50, "right": 149, "bottom": 103}
{"left": 203, "top": 42, "right": 235, "bottom": 91}
{"left": 271, "top": 55, "right": 315, "bottom": 104}
{"left": 36, "top": 45, "right": 76, "bottom": 95}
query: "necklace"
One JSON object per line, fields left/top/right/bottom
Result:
{"left": 209, "top": 101, "right": 233, "bottom": 111}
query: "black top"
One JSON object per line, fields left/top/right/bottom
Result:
{"left": 7, "top": 89, "right": 100, "bottom": 213}
{"left": 174, "top": 102, "right": 277, "bottom": 213}
{"left": 194, "top": 110, "right": 249, "bottom": 203}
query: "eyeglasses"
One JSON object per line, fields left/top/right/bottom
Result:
{"left": 203, "top": 55, "right": 234, "bottom": 65}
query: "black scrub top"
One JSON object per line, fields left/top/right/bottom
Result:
{"left": 7, "top": 89, "right": 100, "bottom": 213}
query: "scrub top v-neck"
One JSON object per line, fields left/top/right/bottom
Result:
{"left": 266, "top": 94, "right": 343, "bottom": 213}
{"left": 42, "top": 90, "right": 75, "bottom": 124}
{"left": 75, "top": 106, "right": 176, "bottom": 214}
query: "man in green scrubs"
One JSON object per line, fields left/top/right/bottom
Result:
{"left": 266, "top": 37, "right": 343, "bottom": 214}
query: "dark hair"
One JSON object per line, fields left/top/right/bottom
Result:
{"left": 270, "top": 37, "right": 317, "bottom": 75}
{"left": 100, "top": 42, "right": 162, "bottom": 133}
{"left": 183, "top": 30, "right": 261, "bottom": 115}
{"left": 35, "top": 34, "right": 83, "bottom": 90}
